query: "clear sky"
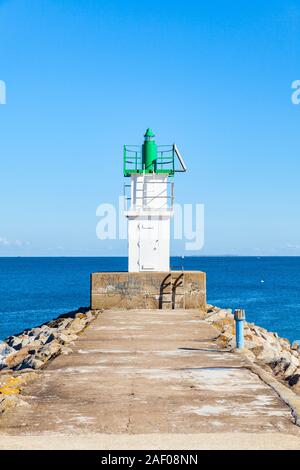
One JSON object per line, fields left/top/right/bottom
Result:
{"left": 0, "top": 0, "right": 300, "bottom": 256}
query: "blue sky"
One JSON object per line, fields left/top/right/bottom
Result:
{"left": 0, "top": 0, "right": 300, "bottom": 256}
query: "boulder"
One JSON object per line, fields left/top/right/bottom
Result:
{"left": 35, "top": 332, "right": 55, "bottom": 345}
{"left": 222, "top": 323, "right": 234, "bottom": 335}
{"left": 281, "top": 349, "right": 293, "bottom": 364}
{"left": 217, "top": 331, "right": 233, "bottom": 346}
{"left": 56, "top": 318, "right": 73, "bottom": 331}
{"left": 244, "top": 333, "right": 264, "bottom": 350}
{"left": 85, "top": 311, "right": 95, "bottom": 321}
{"left": 75, "top": 312, "right": 87, "bottom": 319}
{"left": 57, "top": 332, "right": 77, "bottom": 344}
{"left": 28, "top": 327, "right": 41, "bottom": 337}
{"left": 19, "top": 337, "right": 36, "bottom": 348}
{"left": 44, "top": 339, "right": 61, "bottom": 357}
{"left": 4, "top": 342, "right": 42, "bottom": 369}
{"left": 287, "top": 370, "right": 300, "bottom": 387}
{"left": 284, "top": 354, "right": 299, "bottom": 378}
{"left": 206, "top": 308, "right": 232, "bottom": 321}
{"left": 15, "top": 356, "right": 44, "bottom": 371}
{"left": 6, "top": 336, "right": 23, "bottom": 350}
{"left": 65, "top": 318, "right": 87, "bottom": 334}
{"left": 0, "top": 341, "right": 16, "bottom": 358}
{"left": 254, "top": 341, "right": 282, "bottom": 364}
{"left": 279, "top": 337, "right": 290, "bottom": 348}
{"left": 4, "top": 347, "right": 32, "bottom": 369}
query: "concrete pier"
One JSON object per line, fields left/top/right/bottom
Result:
{"left": 0, "top": 308, "right": 300, "bottom": 449}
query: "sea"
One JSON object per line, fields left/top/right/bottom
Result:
{"left": 0, "top": 256, "right": 299, "bottom": 342}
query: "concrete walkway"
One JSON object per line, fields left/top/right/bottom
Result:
{"left": 1, "top": 309, "right": 300, "bottom": 449}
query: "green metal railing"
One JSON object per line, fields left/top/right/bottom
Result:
{"left": 123, "top": 145, "right": 175, "bottom": 176}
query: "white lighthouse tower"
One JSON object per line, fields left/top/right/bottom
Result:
{"left": 124, "top": 129, "right": 186, "bottom": 272}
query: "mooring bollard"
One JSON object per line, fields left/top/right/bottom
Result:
{"left": 234, "top": 309, "right": 246, "bottom": 349}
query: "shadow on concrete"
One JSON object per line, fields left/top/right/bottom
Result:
{"left": 178, "top": 347, "right": 231, "bottom": 353}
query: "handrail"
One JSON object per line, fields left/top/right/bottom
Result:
{"left": 123, "top": 144, "right": 186, "bottom": 175}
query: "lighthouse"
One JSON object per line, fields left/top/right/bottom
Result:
{"left": 124, "top": 129, "right": 186, "bottom": 272}
{"left": 91, "top": 130, "right": 205, "bottom": 310}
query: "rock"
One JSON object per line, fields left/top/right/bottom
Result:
{"left": 35, "top": 332, "right": 55, "bottom": 345}
{"left": 244, "top": 333, "right": 264, "bottom": 350}
{"left": 279, "top": 337, "right": 290, "bottom": 348}
{"left": 19, "top": 336, "right": 37, "bottom": 348}
{"left": 56, "top": 318, "right": 73, "bottom": 331}
{"left": 217, "top": 331, "right": 233, "bottom": 345}
{"left": 4, "top": 342, "right": 42, "bottom": 369}
{"left": 0, "top": 341, "right": 16, "bottom": 358}
{"left": 4, "top": 347, "right": 31, "bottom": 369}
{"left": 281, "top": 349, "right": 293, "bottom": 364}
{"left": 65, "top": 318, "right": 87, "bottom": 334}
{"left": 85, "top": 311, "right": 95, "bottom": 321}
{"left": 222, "top": 324, "right": 234, "bottom": 335}
{"left": 271, "top": 350, "right": 299, "bottom": 378}
{"left": 260, "top": 332, "right": 269, "bottom": 341}
{"left": 272, "top": 358, "right": 288, "bottom": 375}
{"left": 206, "top": 304, "right": 214, "bottom": 311}
{"left": 75, "top": 312, "right": 87, "bottom": 319}
{"left": 28, "top": 327, "right": 41, "bottom": 337}
{"left": 253, "top": 341, "right": 282, "bottom": 364}
{"left": 44, "top": 339, "right": 61, "bottom": 357}
{"left": 57, "top": 332, "right": 77, "bottom": 344}
{"left": 284, "top": 354, "right": 299, "bottom": 378}
{"left": 292, "top": 341, "right": 299, "bottom": 351}
{"left": 288, "top": 370, "right": 300, "bottom": 387}
{"left": 6, "top": 336, "right": 24, "bottom": 350}
{"left": 206, "top": 311, "right": 233, "bottom": 326}
{"left": 15, "top": 356, "right": 44, "bottom": 370}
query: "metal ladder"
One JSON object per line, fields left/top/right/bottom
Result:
{"left": 160, "top": 272, "right": 185, "bottom": 309}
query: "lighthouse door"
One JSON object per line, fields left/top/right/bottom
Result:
{"left": 139, "top": 221, "right": 159, "bottom": 271}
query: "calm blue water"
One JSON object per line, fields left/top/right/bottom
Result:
{"left": 0, "top": 257, "right": 299, "bottom": 342}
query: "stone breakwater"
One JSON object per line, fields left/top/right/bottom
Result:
{"left": 0, "top": 308, "right": 100, "bottom": 413}
{"left": 205, "top": 305, "right": 300, "bottom": 395}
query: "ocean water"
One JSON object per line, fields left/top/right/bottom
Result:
{"left": 0, "top": 257, "right": 299, "bottom": 342}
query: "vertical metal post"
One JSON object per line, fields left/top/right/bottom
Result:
{"left": 234, "top": 309, "right": 245, "bottom": 349}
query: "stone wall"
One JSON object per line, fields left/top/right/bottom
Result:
{"left": 90, "top": 271, "right": 206, "bottom": 310}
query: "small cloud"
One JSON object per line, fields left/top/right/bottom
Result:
{"left": 0, "top": 236, "right": 30, "bottom": 247}
{"left": 286, "top": 243, "right": 300, "bottom": 250}
{"left": 0, "top": 237, "right": 10, "bottom": 246}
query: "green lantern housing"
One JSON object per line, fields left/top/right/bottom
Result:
{"left": 142, "top": 128, "right": 157, "bottom": 172}
{"left": 123, "top": 129, "right": 187, "bottom": 177}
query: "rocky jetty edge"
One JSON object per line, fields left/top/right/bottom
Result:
{"left": 0, "top": 308, "right": 100, "bottom": 413}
